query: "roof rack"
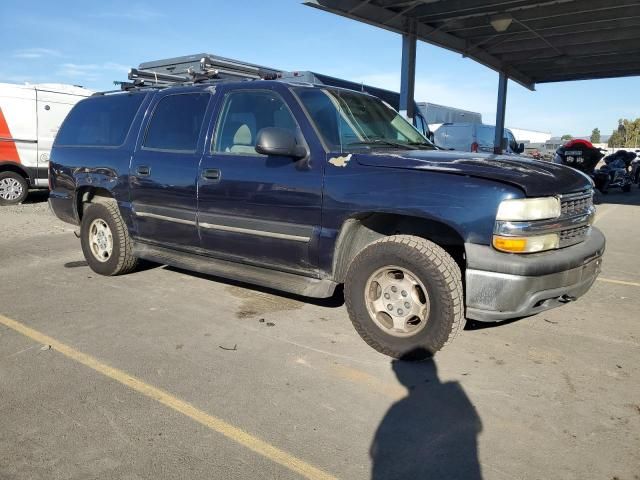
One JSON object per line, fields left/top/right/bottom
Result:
{"left": 120, "top": 53, "right": 282, "bottom": 90}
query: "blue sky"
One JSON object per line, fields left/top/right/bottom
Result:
{"left": 1, "top": 0, "right": 638, "bottom": 137}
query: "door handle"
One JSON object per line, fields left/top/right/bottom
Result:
{"left": 202, "top": 168, "right": 221, "bottom": 180}
{"left": 136, "top": 166, "right": 151, "bottom": 176}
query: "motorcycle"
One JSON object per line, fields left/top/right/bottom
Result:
{"left": 600, "top": 149, "right": 636, "bottom": 193}
{"left": 554, "top": 139, "right": 609, "bottom": 192}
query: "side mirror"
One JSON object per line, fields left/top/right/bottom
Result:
{"left": 428, "top": 131, "right": 435, "bottom": 143}
{"left": 255, "top": 127, "right": 307, "bottom": 159}
{"left": 517, "top": 142, "right": 525, "bottom": 154}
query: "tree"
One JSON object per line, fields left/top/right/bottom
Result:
{"left": 561, "top": 134, "right": 573, "bottom": 141}
{"left": 590, "top": 128, "right": 601, "bottom": 143}
{"left": 608, "top": 118, "right": 640, "bottom": 148}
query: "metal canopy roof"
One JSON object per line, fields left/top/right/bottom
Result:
{"left": 304, "top": 0, "right": 640, "bottom": 90}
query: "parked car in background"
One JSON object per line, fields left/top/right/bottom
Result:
{"left": 434, "top": 122, "right": 525, "bottom": 155}
{"left": 48, "top": 65, "right": 604, "bottom": 360}
{"left": 0, "top": 82, "right": 92, "bottom": 205}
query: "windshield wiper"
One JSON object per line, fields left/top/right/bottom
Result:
{"left": 347, "top": 138, "right": 419, "bottom": 149}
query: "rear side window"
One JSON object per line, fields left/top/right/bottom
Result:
{"left": 55, "top": 93, "right": 145, "bottom": 147}
{"left": 143, "top": 93, "right": 210, "bottom": 152}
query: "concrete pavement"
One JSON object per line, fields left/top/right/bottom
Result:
{"left": 1, "top": 190, "right": 638, "bottom": 480}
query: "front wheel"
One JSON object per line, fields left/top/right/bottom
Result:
{"left": 80, "top": 201, "right": 138, "bottom": 276}
{"left": 344, "top": 235, "right": 464, "bottom": 360}
{"left": 0, "top": 171, "right": 28, "bottom": 205}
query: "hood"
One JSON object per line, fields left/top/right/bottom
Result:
{"left": 354, "top": 149, "right": 592, "bottom": 197}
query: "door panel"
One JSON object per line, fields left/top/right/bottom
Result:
{"left": 477, "top": 126, "right": 495, "bottom": 152}
{"left": 198, "top": 88, "right": 322, "bottom": 273}
{"left": 130, "top": 150, "right": 201, "bottom": 248}
{"left": 433, "top": 126, "right": 448, "bottom": 149}
{"left": 446, "top": 125, "right": 473, "bottom": 151}
{"left": 0, "top": 85, "right": 36, "bottom": 168}
{"left": 130, "top": 91, "right": 210, "bottom": 249}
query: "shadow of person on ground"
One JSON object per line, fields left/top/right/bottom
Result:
{"left": 370, "top": 348, "right": 483, "bottom": 480}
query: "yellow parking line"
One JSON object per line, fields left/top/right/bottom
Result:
{"left": 0, "top": 314, "right": 337, "bottom": 480}
{"left": 597, "top": 277, "right": 640, "bottom": 288}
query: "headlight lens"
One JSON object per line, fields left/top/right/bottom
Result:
{"left": 493, "top": 233, "right": 560, "bottom": 253}
{"left": 496, "top": 197, "right": 561, "bottom": 221}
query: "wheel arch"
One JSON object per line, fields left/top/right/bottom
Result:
{"left": 0, "top": 161, "right": 30, "bottom": 181}
{"left": 331, "top": 212, "right": 466, "bottom": 283}
{"left": 75, "top": 186, "right": 115, "bottom": 221}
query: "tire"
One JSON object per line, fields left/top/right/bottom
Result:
{"left": 344, "top": 235, "right": 464, "bottom": 360}
{"left": 80, "top": 200, "right": 138, "bottom": 276}
{"left": 622, "top": 183, "right": 631, "bottom": 193}
{"left": 0, "top": 171, "right": 29, "bottom": 205}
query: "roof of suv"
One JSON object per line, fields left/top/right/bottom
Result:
{"left": 100, "top": 78, "right": 379, "bottom": 98}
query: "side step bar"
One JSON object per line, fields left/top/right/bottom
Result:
{"left": 132, "top": 242, "right": 338, "bottom": 299}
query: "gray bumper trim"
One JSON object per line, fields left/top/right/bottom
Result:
{"left": 465, "top": 228, "right": 605, "bottom": 322}
{"left": 465, "top": 227, "right": 605, "bottom": 277}
{"left": 465, "top": 256, "right": 603, "bottom": 322}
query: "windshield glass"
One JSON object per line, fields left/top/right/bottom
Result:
{"left": 294, "top": 87, "right": 435, "bottom": 152}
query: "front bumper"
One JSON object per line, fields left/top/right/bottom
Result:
{"left": 465, "top": 227, "right": 605, "bottom": 322}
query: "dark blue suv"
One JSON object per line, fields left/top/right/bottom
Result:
{"left": 49, "top": 80, "right": 604, "bottom": 359}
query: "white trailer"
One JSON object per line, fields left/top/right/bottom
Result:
{"left": 0, "top": 82, "right": 92, "bottom": 204}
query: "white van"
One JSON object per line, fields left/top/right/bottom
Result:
{"left": 433, "top": 122, "right": 524, "bottom": 155}
{"left": 0, "top": 82, "right": 92, "bottom": 205}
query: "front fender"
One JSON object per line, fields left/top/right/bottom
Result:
{"left": 317, "top": 162, "right": 523, "bottom": 277}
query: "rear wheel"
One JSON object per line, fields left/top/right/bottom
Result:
{"left": 0, "top": 171, "right": 28, "bottom": 205}
{"left": 80, "top": 201, "right": 138, "bottom": 276}
{"left": 344, "top": 235, "right": 464, "bottom": 360}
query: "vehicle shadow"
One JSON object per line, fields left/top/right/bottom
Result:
{"left": 371, "top": 348, "right": 483, "bottom": 480}
{"left": 24, "top": 190, "right": 50, "bottom": 204}
{"left": 64, "top": 259, "right": 160, "bottom": 273}
{"left": 464, "top": 317, "right": 524, "bottom": 331}
{"left": 164, "top": 265, "right": 345, "bottom": 308}
{"left": 593, "top": 188, "right": 640, "bottom": 207}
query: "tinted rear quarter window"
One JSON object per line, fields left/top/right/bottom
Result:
{"left": 55, "top": 93, "right": 145, "bottom": 147}
{"left": 144, "top": 93, "right": 210, "bottom": 152}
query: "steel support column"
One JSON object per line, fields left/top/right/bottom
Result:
{"left": 494, "top": 72, "right": 508, "bottom": 154}
{"left": 399, "top": 25, "right": 417, "bottom": 120}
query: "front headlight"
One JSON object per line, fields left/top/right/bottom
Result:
{"left": 496, "top": 197, "right": 561, "bottom": 221}
{"left": 493, "top": 233, "right": 560, "bottom": 253}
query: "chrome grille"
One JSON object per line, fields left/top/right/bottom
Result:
{"left": 560, "top": 191, "right": 593, "bottom": 217}
{"left": 560, "top": 225, "right": 591, "bottom": 248}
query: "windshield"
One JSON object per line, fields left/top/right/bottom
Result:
{"left": 294, "top": 87, "right": 435, "bottom": 152}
